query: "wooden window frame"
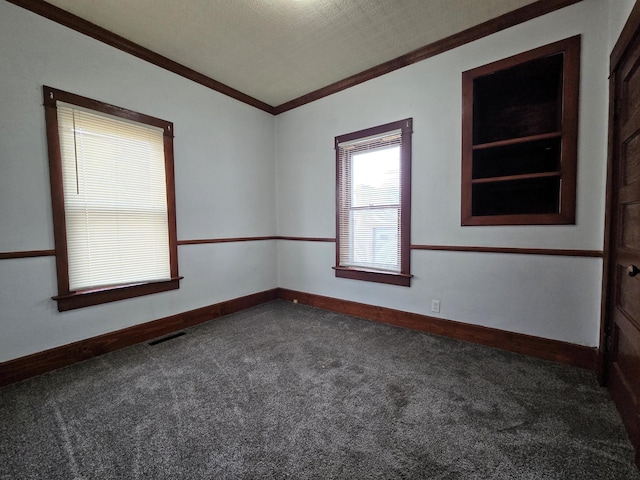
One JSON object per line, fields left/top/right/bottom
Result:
{"left": 43, "top": 86, "right": 181, "bottom": 311}
{"left": 461, "top": 36, "right": 580, "bottom": 226}
{"left": 334, "top": 119, "right": 413, "bottom": 287}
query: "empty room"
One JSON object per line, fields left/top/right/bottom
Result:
{"left": 2, "top": 0, "right": 640, "bottom": 478}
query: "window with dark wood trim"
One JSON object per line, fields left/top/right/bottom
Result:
{"left": 461, "top": 35, "right": 580, "bottom": 226}
{"left": 334, "top": 118, "right": 412, "bottom": 286}
{"left": 43, "top": 86, "right": 181, "bottom": 311}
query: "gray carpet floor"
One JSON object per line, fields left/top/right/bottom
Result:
{"left": 1, "top": 300, "right": 639, "bottom": 479}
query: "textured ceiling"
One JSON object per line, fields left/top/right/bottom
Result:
{"left": 44, "top": 0, "right": 539, "bottom": 107}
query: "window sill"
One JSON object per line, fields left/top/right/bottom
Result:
{"left": 53, "top": 277, "right": 183, "bottom": 311}
{"left": 333, "top": 266, "right": 411, "bottom": 287}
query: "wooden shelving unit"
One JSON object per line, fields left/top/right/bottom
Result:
{"left": 461, "top": 36, "right": 581, "bottom": 225}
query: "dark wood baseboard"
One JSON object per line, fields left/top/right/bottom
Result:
{"left": 0, "top": 288, "right": 278, "bottom": 387}
{"left": 278, "top": 288, "right": 598, "bottom": 371}
{"left": 1, "top": 286, "right": 598, "bottom": 388}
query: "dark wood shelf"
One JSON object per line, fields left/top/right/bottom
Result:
{"left": 472, "top": 136, "right": 561, "bottom": 180}
{"left": 472, "top": 171, "right": 561, "bottom": 185}
{"left": 472, "top": 131, "right": 562, "bottom": 151}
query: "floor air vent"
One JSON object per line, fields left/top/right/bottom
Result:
{"left": 148, "top": 332, "right": 186, "bottom": 346}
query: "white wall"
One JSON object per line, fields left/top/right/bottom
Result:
{"left": 0, "top": 1, "right": 277, "bottom": 361}
{"left": 0, "top": 0, "right": 626, "bottom": 362}
{"left": 275, "top": 0, "right": 610, "bottom": 347}
{"left": 608, "top": 0, "right": 636, "bottom": 52}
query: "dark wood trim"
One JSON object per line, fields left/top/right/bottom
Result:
{"left": 401, "top": 119, "right": 413, "bottom": 280}
{"left": 460, "top": 35, "right": 580, "bottom": 226}
{"left": 44, "top": 87, "right": 70, "bottom": 295}
{"left": 0, "top": 285, "right": 598, "bottom": 387}
{"left": 179, "top": 237, "right": 336, "bottom": 245}
{"left": 278, "top": 288, "right": 597, "bottom": 370}
{"left": 610, "top": 0, "right": 640, "bottom": 74}
{"left": 43, "top": 86, "right": 182, "bottom": 311}
{"left": 178, "top": 236, "right": 278, "bottom": 245}
{"left": 473, "top": 131, "right": 563, "bottom": 150}
{"left": 562, "top": 33, "right": 581, "bottom": 224}
{"left": 411, "top": 245, "right": 603, "bottom": 258}
{"left": 44, "top": 86, "right": 174, "bottom": 132}
{"left": 7, "top": 0, "right": 274, "bottom": 114}
{"left": 599, "top": 68, "right": 619, "bottom": 385}
{"left": 0, "top": 288, "right": 279, "bottom": 387}
{"left": 461, "top": 213, "right": 576, "bottom": 227}
{"left": 274, "top": 0, "right": 582, "bottom": 114}
{"left": 470, "top": 171, "right": 561, "bottom": 185}
{"left": 1, "top": 243, "right": 602, "bottom": 259}
{"left": 164, "top": 121, "right": 180, "bottom": 283}
{"left": 7, "top": 0, "right": 580, "bottom": 116}
{"left": 0, "top": 250, "right": 55, "bottom": 260}
{"left": 335, "top": 118, "right": 412, "bottom": 287}
{"left": 54, "top": 278, "right": 183, "bottom": 312}
{"left": 277, "top": 236, "right": 336, "bottom": 242}
{"left": 333, "top": 267, "right": 412, "bottom": 287}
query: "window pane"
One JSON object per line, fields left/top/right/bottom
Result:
{"left": 352, "top": 146, "right": 400, "bottom": 207}
{"left": 335, "top": 118, "right": 411, "bottom": 285}
{"left": 57, "top": 104, "right": 171, "bottom": 291}
{"left": 348, "top": 207, "right": 400, "bottom": 271}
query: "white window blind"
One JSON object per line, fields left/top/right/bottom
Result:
{"left": 57, "top": 103, "right": 171, "bottom": 291}
{"left": 337, "top": 130, "right": 402, "bottom": 272}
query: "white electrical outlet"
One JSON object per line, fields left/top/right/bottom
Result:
{"left": 431, "top": 300, "right": 440, "bottom": 313}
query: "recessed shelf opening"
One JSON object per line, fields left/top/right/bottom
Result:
{"left": 461, "top": 35, "right": 579, "bottom": 226}
{"left": 472, "top": 176, "right": 561, "bottom": 216}
{"left": 473, "top": 53, "right": 563, "bottom": 145}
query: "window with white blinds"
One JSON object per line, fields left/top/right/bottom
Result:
{"left": 44, "top": 86, "right": 180, "bottom": 311}
{"left": 57, "top": 103, "right": 170, "bottom": 290}
{"left": 335, "top": 119, "right": 412, "bottom": 286}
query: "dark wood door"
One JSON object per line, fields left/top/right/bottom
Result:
{"left": 606, "top": 24, "right": 640, "bottom": 469}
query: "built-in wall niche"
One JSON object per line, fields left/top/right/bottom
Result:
{"left": 461, "top": 35, "right": 580, "bottom": 225}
